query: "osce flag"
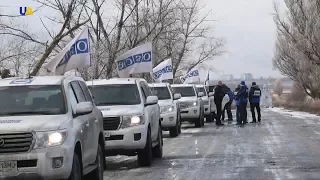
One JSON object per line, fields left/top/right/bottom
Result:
{"left": 152, "top": 59, "right": 173, "bottom": 82}
{"left": 44, "top": 26, "right": 90, "bottom": 75}
{"left": 117, "top": 42, "right": 153, "bottom": 78}
{"left": 183, "top": 67, "right": 200, "bottom": 84}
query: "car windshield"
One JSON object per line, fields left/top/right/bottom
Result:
{"left": 197, "top": 87, "right": 207, "bottom": 96}
{"left": 151, "top": 86, "right": 171, "bottom": 100}
{"left": 172, "top": 87, "right": 195, "bottom": 97}
{"left": 88, "top": 84, "right": 141, "bottom": 106}
{"left": 0, "top": 85, "right": 66, "bottom": 116}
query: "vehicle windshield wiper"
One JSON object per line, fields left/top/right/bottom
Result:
{"left": 0, "top": 111, "right": 57, "bottom": 116}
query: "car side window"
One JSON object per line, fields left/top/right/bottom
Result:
{"left": 141, "top": 82, "right": 152, "bottom": 97}
{"left": 70, "top": 81, "right": 86, "bottom": 102}
{"left": 139, "top": 82, "right": 147, "bottom": 102}
{"left": 68, "top": 84, "right": 78, "bottom": 111}
{"left": 78, "top": 81, "right": 93, "bottom": 102}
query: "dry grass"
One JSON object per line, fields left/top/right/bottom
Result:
{"left": 272, "top": 93, "right": 320, "bottom": 115}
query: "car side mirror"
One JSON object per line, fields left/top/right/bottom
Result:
{"left": 173, "top": 93, "right": 181, "bottom": 100}
{"left": 75, "top": 102, "right": 93, "bottom": 116}
{"left": 145, "top": 96, "right": 158, "bottom": 106}
{"left": 198, "top": 92, "right": 204, "bottom": 97}
{"left": 208, "top": 92, "right": 214, "bottom": 97}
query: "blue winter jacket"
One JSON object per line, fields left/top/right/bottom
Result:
{"left": 249, "top": 85, "right": 261, "bottom": 104}
{"left": 237, "top": 85, "right": 248, "bottom": 103}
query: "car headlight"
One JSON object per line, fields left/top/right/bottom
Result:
{"left": 34, "top": 130, "right": 68, "bottom": 149}
{"left": 121, "top": 115, "right": 145, "bottom": 128}
{"left": 161, "top": 105, "right": 175, "bottom": 113}
{"left": 188, "top": 101, "right": 198, "bottom": 107}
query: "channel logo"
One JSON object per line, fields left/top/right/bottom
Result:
{"left": 19, "top": 6, "right": 33, "bottom": 16}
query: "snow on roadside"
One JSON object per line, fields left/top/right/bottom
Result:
{"left": 266, "top": 107, "right": 319, "bottom": 119}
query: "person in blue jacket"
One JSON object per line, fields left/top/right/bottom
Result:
{"left": 233, "top": 85, "right": 241, "bottom": 124}
{"left": 237, "top": 81, "right": 248, "bottom": 125}
{"left": 221, "top": 85, "right": 233, "bottom": 121}
{"left": 249, "top": 82, "right": 262, "bottom": 123}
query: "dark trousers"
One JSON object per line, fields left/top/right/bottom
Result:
{"left": 239, "top": 102, "right": 247, "bottom": 124}
{"left": 222, "top": 102, "right": 233, "bottom": 121}
{"left": 236, "top": 105, "right": 240, "bottom": 123}
{"left": 215, "top": 101, "right": 222, "bottom": 125}
{"left": 250, "top": 103, "right": 261, "bottom": 122}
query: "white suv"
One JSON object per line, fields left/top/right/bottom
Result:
{"left": 87, "top": 78, "right": 162, "bottom": 166}
{"left": 196, "top": 85, "right": 214, "bottom": 122}
{"left": 171, "top": 84, "right": 205, "bottom": 127}
{"left": 0, "top": 76, "right": 105, "bottom": 180}
{"left": 149, "top": 83, "right": 182, "bottom": 137}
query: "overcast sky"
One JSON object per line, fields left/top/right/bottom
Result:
{"left": 0, "top": 0, "right": 286, "bottom": 79}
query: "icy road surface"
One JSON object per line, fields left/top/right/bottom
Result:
{"left": 103, "top": 108, "right": 320, "bottom": 180}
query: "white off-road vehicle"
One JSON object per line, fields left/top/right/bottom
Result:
{"left": 0, "top": 76, "right": 105, "bottom": 180}
{"left": 171, "top": 84, "right": 205, "bottom": 127}
{"left": 196, "top": 85, "right": 214, "bottom": 122}
{"left": 149, "top": 83, "right": 182, "bottom": 137}
{"left": 87, "top": 78, "right": 162, "bottom": 167}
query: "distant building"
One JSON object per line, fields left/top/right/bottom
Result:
{"left": 241, "top": 73, "right": 253, "bottom": 81}
{"left": 222, "top": 74, "right": 234, "bottom": 81}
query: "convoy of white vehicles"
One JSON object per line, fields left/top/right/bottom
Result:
{"left": 0, "top": 75, "right": 229, "bottom": 179}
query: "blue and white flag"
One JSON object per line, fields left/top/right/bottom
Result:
{"left": 183, "top": 67, "right": 200, "bottom": 84}
{"left": 152, "top": 59, "right": 173, "bottom": 82}
{"left": 44, "top": 26, "right": 90, "bottom": 75}
{"left": 116, "top": 42, "right": 153, "bottom": 78}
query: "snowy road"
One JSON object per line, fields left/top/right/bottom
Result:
{"left": 103, "top": 108, "right": 320, "bottom": 180}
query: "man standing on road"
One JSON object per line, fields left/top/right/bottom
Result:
{"left": 234, "top": 85, "right": 241, "bottom": 124}
{"left": 214, "top": 81, "right": 225, "bottom": 126}
{"left": 222, "top": 85, "right": 233, "bottom": 121}
{"left": 249, "top": 82, "right": 262, "bottom": 123}
{"left": 237, "top": 81, "right": 248, "bottom": 125}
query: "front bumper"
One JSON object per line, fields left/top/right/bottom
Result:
{"left": 0, "top": 145, "right": 73, "bottom": 180}
{"left": 180, "top": 106, "right": 200, "bottom": 119}
{"left": 204, "top": 104, "right": 210, "bottom": 115}
{"left": 104, "top": 125, "right": 148, "bottom": 151}
{"left": 160, "top": 112, "right": 177, "bottom": 128}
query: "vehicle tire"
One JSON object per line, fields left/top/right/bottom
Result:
{"left": 138, "top": 128, "right": 152, "bottom": 166}
{"left": 178, "top": 113, "right": 182, "bottom": 134}
{"left": 68, "top": 153, "right": 82, "bottom": 180}
{"left": 169, "top": 114, "right": 180, "bottom": 137}
{"left": 86, "top": 144, "right": 104, "bottom": 180}
{"left": 201, "top": 109, "right": 205, "bottom": 126}
{"left": 153, "top": 125, "right": 163, "bottom": 158}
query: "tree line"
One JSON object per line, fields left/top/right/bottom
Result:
{"left": 0, "top": 0, "right": 225, "bottom": 80}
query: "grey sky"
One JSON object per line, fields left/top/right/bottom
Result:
{"left": 1, "top": 0, "right": 285, "bottom": 79}
{"left": 201, "top": 0, "right": 285, "bottom": 79}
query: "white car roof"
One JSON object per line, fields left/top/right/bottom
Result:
{"left": 148, "top": 83, "right": 169, "bottom": 87}
{"left": 86, "top": 78, "right": 146, "bottom": 86}
{"left": 171, "top": 84, "right": 194, "bottom": 87}
{"left": 0, "top": 76, "right": 83, "bottom": 86}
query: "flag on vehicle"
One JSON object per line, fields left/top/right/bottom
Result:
{"left": 183, "top": 66, "right": 200, "bottom": 84}
{"left": 204, "top": 70, "right": 209, "bottom": 85}
{"left": 116, "top": 42, "right": 153, "bottom": 78}
{"left": 152, "top": 58, "right": 173, "bottom": 82}
{"left": 44, "top": 26, "right": 91, "bottom": 75}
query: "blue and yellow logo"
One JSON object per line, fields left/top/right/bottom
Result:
{"left": 19, "top": 6, "right": 33, "bottom": 16}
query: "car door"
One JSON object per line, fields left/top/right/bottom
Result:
{"left": 140, "top": 82, "right": 158, "bottom": 141}
{"left": 78, "top": 80, "right": 100, "bottom": 163}
{"left": 70, "top": 81, "right": 94, "bottom": 167}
